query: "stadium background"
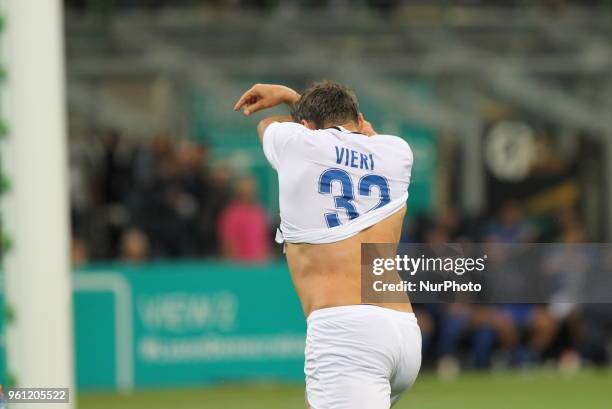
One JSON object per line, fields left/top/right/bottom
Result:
{"left": 3, "top": 0, "right": 612, "bottom": 408}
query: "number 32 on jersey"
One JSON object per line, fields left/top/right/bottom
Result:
{"left": 318, "top": 168, "right": 390, "bottom": 228}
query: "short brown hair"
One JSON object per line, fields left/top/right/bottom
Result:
{"left": 291, "top": 81, "right": 360, "bottom": 129}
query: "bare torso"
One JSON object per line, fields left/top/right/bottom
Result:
{"left": 285, "top": 206, "right": 412, "bottom": 317}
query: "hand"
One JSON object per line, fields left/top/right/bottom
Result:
{"left": 234, "top": 84, "right": 300, "bottom": 116}
{"left": 359, "top": 113, "right": 377, "bottom": 136}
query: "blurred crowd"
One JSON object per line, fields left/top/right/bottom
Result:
{"left": 69, "top": 131, "right": 272, "bottom": 264}
{"left": 415, "top": 300, "right": 612, "bottom": 376}
{"left": 407, "top": 203, "right": 612, "bottom": 374}
{"left": 72, "top": 131, "right": 586, "bottom": 265}
{"left": 69, "top": 131, "right": 611, "bottom": 372}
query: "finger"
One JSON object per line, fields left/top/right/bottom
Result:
{"left": 234, "top": 93, "right": 252, "bottom": 111}
{"left": 234, "top": 87, "right": 257, "bottom": 111}
{"left": 243, "top": 99, "right": 270, "bottom": 116}
{"left": 361, "top": 120, "right": 376, "bottom": 136}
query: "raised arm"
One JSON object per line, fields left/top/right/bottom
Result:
{"left": 256, "top": 115, "right": 293, "bottom": 141}
{"left": 233, "top": 84, "right": 301, "bottom": 141}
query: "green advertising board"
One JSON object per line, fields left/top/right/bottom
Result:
{"left": 2, "top": 261, "right": 307, "bottom": 391}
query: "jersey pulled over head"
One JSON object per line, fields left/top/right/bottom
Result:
{"left": 265, "top": 81, "right": 414, "bottom": 244}
{"left": 291, "top": 81, "right": 360, "bottom": 129}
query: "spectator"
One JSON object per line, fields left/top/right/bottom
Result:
{"left": 120, "top": 228, "right": 151, "bottom": 262}
{"left": 218, "top": 175, "right": 271, "bottom": 263}
{"left": 201, "top": 163, "right": 233, "bottom": 256}
{"left": 484, "top": 201, "right": 538, "bottom": 243}
{"left": 71, "top": 236, "right": 90, "bottom": 266}
{"left": 166, "top": 141, "right": 210, "bottom": 256}
{"left": 542, "top": 221, "right": 593, "bottom": 370}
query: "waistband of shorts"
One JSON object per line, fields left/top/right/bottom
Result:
{"left": 307, "top": 304, "right": 417, "bottom": 325}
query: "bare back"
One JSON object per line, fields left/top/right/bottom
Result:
{"left": 285, "top": 207, "right": 412, "bottom": 317}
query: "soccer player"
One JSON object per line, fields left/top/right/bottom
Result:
{"left": 234, "top": 81, "right": 421, "bottom": 408}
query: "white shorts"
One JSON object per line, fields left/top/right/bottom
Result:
{"left": 305, "top": 305, "right": 422, "bottom": 409}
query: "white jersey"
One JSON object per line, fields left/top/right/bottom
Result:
{"left": 263, "top": 122, "right": 414, "bottom": 244}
